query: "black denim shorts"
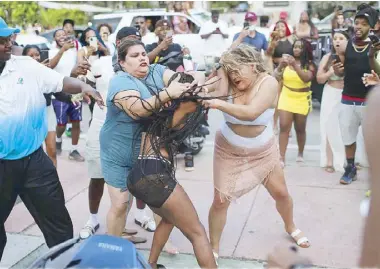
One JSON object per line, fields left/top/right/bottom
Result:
{"left": 127, "top": 157, "right": 177, "bottom": 208}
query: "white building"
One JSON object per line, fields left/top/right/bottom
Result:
{"left": 248, "top": 1, "right": 308, "bottom": 27}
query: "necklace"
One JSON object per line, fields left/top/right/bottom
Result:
{"left": 353, "top": 43, "right": 369, "bottom": 53}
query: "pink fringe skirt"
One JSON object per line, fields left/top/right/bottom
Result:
{"left": 213, "top": 131, "right": 280, "bottom": 201}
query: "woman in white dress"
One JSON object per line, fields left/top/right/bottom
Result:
{"left": 316, "top": 29, "right": 349, "bottom": 173}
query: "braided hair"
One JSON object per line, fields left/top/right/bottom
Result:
{"left": 113, "top": 65, "right": 226, "bottom": 178}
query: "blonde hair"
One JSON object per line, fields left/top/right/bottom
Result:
{"left": 220, "top": 44, "right": 270, "bottom": 75}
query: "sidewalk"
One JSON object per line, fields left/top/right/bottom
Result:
{"left": 2, "top": 141, "right": 369, "bottom": 269}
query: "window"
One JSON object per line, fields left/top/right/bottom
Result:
{"left": 167, "top": 15, "right": 200, "bottom": 34}
{"left": 91, "top": 17, "right": 123, "bottom": 33}
{"left": 131, "top": 16, "right": 165, "bottom": 32}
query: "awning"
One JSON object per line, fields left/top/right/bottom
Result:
{"left": 38, "top": 1, "right": 113, "bottom": 13}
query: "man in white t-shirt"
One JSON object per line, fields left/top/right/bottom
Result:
{"left": 49, "top": 29, "right": 84, "bottom": 162}
{"left": 199, "top": 10, "right": 229, "bottom": 57}
{"left": 0, "top": 17, "right": 103, "bottom": 260}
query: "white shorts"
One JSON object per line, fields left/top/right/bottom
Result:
{"left": 86, "top": 120, "right": 103, "bottom": 179}
{"left": 338, "top": 103, "right": 365, "bottom": 146}
{"left": 46, "top": 105, "right": 57, "bottom": 132}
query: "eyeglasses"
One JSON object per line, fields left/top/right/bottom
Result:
{"left": 0, "top": 36, "right": 12, "bottom": 46}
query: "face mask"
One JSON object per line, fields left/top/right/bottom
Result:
{"left": 249, "top": 25, "right": 256, "bottom": 31}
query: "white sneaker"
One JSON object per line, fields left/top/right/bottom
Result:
{"left": 79, "top": 221, "right": 99, "bottom": 239}
{"left": 135, "top": 215, "right": 156, "bottom": 232}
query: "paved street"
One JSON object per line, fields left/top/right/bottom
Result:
{"left": 2, "top": 104, "right": 370, "bottom": 269}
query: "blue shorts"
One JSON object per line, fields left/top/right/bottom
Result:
{"left": 52, "top": 100, "right": 82, "bottom": 126}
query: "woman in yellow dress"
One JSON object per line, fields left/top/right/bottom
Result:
{"left": 274, "top": 38, "right": 315, "bottom": 167}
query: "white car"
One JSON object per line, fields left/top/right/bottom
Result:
{"left": 92, "top": 10, "right": 271, "bottom": 70}
{"left": 16, "top": 34, "right": 50, "bottom": 48}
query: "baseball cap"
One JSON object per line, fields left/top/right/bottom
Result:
{"left": 280, "top": 11, "right": 288, "bottom": 20}
{"left": 355, "top": 5, "right": 379, "bottom": 28}
{"left": 116, "top": 27, "right": 141, "bottom": 41}
{"left": 245, "top": 12, "right": 257, "bottom": 22}
{"left": 0, "top": 17, "right": 20, "bottom": 37}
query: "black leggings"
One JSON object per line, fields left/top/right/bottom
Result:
{"left": 0, "top": 148, "right": 73, "bottom": 261}
{"left": 127, "top": 158, "right": 177, "bottom": 208}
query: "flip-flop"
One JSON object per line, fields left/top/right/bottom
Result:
{"left": 324, "top": 166, "right": 335, "bottom": 173}
{"left": 157, "top": 264, "right": 166, "bottom": 269}
{"left": 163, "top": 241, "right": 179, "bottom": 255}
{"left": 122, "top": 228, "right": 137, "bottom": 236}
{"left": 122, "top": 235, "right": 147, "bottom": 244}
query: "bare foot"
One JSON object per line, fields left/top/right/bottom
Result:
{"left": 163, "top": 241, "right": 179, "bottom": 255}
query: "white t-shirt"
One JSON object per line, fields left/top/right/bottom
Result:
{"left": 86, "top": 56, "right": 114, "bottom": 141}
{"left": 0, "top": 56, "right": 64, "bottom": 159}
{"left": 199, "top": 20, "right": 229, "bottom": 56}
{"left": 49, "top": 46, "right": 77, "bottom": 77}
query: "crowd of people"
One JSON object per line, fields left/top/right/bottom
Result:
{"left": 1, "top": 2, "right": 380, "bottom": 269}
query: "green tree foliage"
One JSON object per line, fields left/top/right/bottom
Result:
{"left": 39, "top": 9, "right": 88, "bottom": 29}
{"left": 0, "top": 1, "right": 88, "bottom": 29}
{"left": 0, "top": 1, "right": 40, "bottom": 26}
{"left": 309, "top": 1, "right": 378, "bottom": 19}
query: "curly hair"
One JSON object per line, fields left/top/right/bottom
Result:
{"left": 220, "top": 43, "right": 270, "bottom": 76}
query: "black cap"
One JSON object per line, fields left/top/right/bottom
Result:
{"left": 355, "top": 5, "right": 379, "bottom": 28}
{"left": 116, "top": 27, "right": 141, "bottom": 41}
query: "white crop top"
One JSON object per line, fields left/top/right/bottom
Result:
{"left": 223, "top": 76, "right": 275, "bottom": 126}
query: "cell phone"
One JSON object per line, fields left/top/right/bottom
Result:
{"left": 243, "top": 21, "right": 249, "bottom": 29}
{"left": 89, "top": 36, "right": 98, "bottom": 51}
{"left": 332, "top": 53, "right": 341, "bottom": 63}
{"left": 368, "top": 34, "right": 380, "bottom": 44}
{"left": 166, "top": 30, "right": 173, "bottom": 38}
{"left": 134, "top": 24, "right": 140, "bottom": 31}
{"left": 40, "top": 49, "right": 49, "bottom": 62}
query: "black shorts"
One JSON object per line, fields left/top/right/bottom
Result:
{"left": 127, "top": 157, "right": 177, "bottom": 208}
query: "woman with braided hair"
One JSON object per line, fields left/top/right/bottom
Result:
{"left": 203, "top": 44, "right": 310, "bottom": 264}
{"left": 100, "top": 38, "right": 218, "bottom": 269}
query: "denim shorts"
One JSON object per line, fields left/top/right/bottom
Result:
{"left": 101, "top": 158, "right": 130, "bottom": 191}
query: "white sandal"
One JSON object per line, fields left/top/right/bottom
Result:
{"left": 213, "top": 251, "right": 219, "bottom": 266}
{"left": 290, "top": 229, "right": 310, "bottom": 248}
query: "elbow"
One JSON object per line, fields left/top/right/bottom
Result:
{"left": 316, "top": 75, "right": 326, "bottom": 84}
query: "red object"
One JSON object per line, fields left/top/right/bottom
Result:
{"left": 280, "top": 11, "right": 288, "bottom": 20}
{"left": 272, "top": 20, "right": 292, "bottom": 37}
{"left": 245, "top": 12, "right": 257, "bottom": 22}
{"left": 342, "top": 95, "right": 366, "bottom": 102}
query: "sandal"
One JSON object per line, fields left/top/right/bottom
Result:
{"left": 289, "top": 229, "right": 310, "bottom": 248}
{"left": 324, "top": 166, "right": 335, "bottom": 173}
{"left": 121, "top": 234, "right": 147, "bottom": 244}
{"left": 296, "top": 156, "right": 304, "bottom": 163}
{"left": 122, "top": 228, "right": 137, "bottom": 236}
{"left": 213, "top": 251, "right": 219, "bottom": 266}
{"left": 79, "top": 223, "right": 99, "bottom": 239}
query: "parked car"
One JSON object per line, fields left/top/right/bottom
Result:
{"left": 40, "top": 26, "right": 87, "bottom": 43}
{"left": 92, "top": 9, "right": 261, "bottom": 70}
{"left": 16, "top": 34, "right": 51, "bottom": 51}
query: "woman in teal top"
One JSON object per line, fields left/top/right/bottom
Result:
{"left": 99, "top": 39, "right": 217, "bottom": 268}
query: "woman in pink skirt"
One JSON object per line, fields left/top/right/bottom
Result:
{"left": 203, "top": 44, "right": 310, "bottom": 264}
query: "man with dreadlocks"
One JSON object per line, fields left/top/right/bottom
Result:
{"left": 99, "top": 38, "right": 217, "bottom": 269}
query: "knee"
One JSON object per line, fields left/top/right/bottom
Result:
{"left": 273, "top": 189, "right": 292, "bottom": 203}
{"left": 279, "top": 122, "right": 291, "bottom": 133}
{"left": 212, "top": 197, "right": 229, "bottom": 211}
{"left": 294, "top": 126, "right": 306, "bottom": 134}
{"left": 110, "top": 201, "right": 129, "bottom": 216}
{"left": 184, "top": 221, "right": 206, "bottom": 242}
